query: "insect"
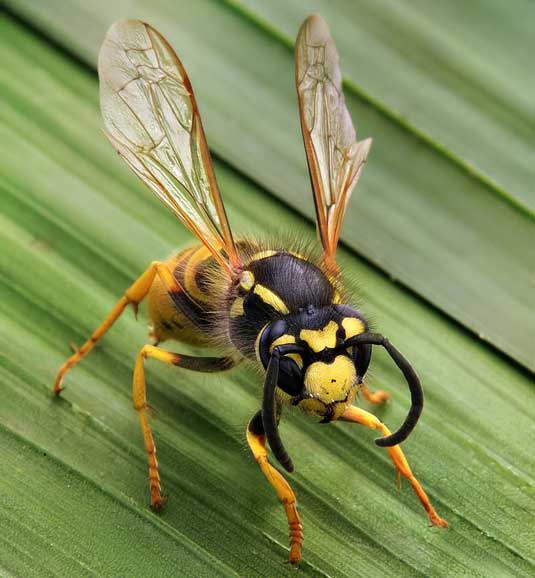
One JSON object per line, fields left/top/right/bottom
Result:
{"left": 53, "top": 15, "right": 448, "bottom": 564}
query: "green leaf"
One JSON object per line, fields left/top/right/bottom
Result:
{"left": 4, "top": 0, "right": 534, "bottom": 370}
{"left": 0, "top": 10, "right": 533, "bottom": 578}
{"left": 234, "top": 0, "right": 535, "bottom": 212}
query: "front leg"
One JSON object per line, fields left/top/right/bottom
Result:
{"left": 340, "top": 406, "right": 448, "bottom": 527}
{"left": 246, "top": 411, "right": 303, "bottom": 565}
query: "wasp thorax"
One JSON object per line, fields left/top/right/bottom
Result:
{"left": 300, "top": 354, "right": 357, "bottom": 420}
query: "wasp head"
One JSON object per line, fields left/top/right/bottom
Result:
{"left": 258, "top": 304, "right": 368, "bottom": 422}
{"left": 258, "top": 304, "right": 424, "bottom": 473}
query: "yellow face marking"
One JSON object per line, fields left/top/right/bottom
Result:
{"left": 253, "top": 284, "right": 290, "bottom": 314}
{"left": 269, "top": 334, "right": 302, "bottom": 368}
{"left": 333, "top": 291, "right": 343, "bottom": 304}
{"left": 240, "top": 270, "right": 255, "bottom": 291}
{"left": 250, "top": 250, "right": 277, "bottom": 261}
{"left": 342, "top": 317, "right": 365, "bottom": 339}
{"left": 300, "top": 355, "right": 357, "bottom": 418}
{"left": 230, "top": 297, "right": 244, "bottom": 318}
{"left": 300, "top": 320, "right": 339, "bottom": 353}
{"left": 269, "top": 334, "right": 296, "bottom": 350}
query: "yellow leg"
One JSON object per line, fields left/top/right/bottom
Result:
{"left": 133, "top": 344, "right": 179, "bottom": 509}
{"left": 52, "top": 261, "right": 181, "bottom": 394}
{"left": 134, "top": 344, "right": 237, "bottom": 509}
{"left": 361, "top": 383, "right": 390, "bottom": 404}
{"left": 247, "top": 414, "right": 303, "bottom": 565}
{"left": 340, "top": 406, "right": 448, "bottom": 527}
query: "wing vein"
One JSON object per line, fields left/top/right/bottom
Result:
{"left": 98, "top": 20, "right": 239, "bottom": 275}
{"left": 295, "top": 15, "right": 372, "bottom": 272}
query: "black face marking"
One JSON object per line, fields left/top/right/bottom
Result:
{"left": 317, "top": 390, "right": 353, "bottom": 423}
{"left": 258, "top": 305, "right": 368, "bottom": 368}
{"left": 319, "top": 405, "right": 335, "bottom": 423}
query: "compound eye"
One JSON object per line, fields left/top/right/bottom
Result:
{"left": 258, "top": 321, "right": 290, "bottom": 368}
{"left": 277, "top": 356, "right": 303, "bottom": 396}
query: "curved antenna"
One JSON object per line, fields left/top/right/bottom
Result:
{"left": 345, "top": 333, "right": 424, "bottom": 446}
{"left": 262, "top": 344, "right": 306, "bottom": 472}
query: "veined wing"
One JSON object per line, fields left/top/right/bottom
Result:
{"left": 295, "top": 15, "right": 372, "bottom": 274}
{"left": 99, "top": 19, "right": 239, "bottom": 274}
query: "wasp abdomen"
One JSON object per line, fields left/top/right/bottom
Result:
{"left": 147, "top": 245, "right": 221, "bottom": 346}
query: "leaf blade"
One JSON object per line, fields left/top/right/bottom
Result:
{"left": 0, "top": 11, "right": 534, "bottom": 578}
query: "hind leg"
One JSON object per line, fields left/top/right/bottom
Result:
{"left": 52, "top": 260, "right": 181, "bottom": 394}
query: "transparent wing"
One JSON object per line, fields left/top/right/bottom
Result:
{"left": 295, "top": 15, "right": 372, "bottom": 273}
{"left": 99, "top": 19, "right": 239, "bottom": 274}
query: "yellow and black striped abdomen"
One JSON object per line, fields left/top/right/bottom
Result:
{"left": 147, "top": 244, "right": 224, "bottom": 346}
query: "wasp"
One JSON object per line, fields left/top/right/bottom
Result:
{"left": 53, "top": 15, "right": 448, "bottom": 564}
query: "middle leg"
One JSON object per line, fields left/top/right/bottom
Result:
{"left": 360, "top": 382, "right": 390, "bottom": 405}
{"left": 133, "top": 344, "right": 237, "bottom": 508}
